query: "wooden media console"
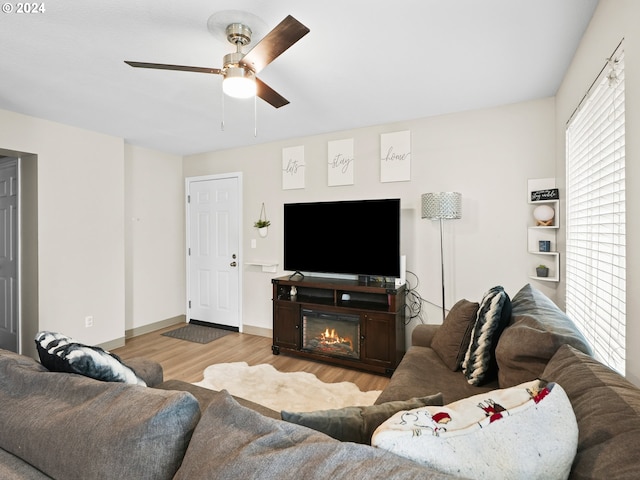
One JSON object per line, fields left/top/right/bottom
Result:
{"left": 271, "top": 275, "right": 406, "bottom": 375}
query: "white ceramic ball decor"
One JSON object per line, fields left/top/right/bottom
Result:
{"left": 533, "top": 205, "right": 555, "bottom": 226}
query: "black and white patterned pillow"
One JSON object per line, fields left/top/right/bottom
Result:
{"left": 462, "top": 286, "right": 512, "bottom": 386}
{"left": 35, "top": 331, "right": 146, "bottom": 386}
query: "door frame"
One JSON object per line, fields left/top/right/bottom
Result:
{"left": 0, "top": 157, "right": 19, "bottom": 353}
{"left": 185, "top": 172, "right": 243, "bottom": 332}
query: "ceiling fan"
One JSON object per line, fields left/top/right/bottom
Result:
{"left": 125, "top": 15, "right": 310, "bottom": 108}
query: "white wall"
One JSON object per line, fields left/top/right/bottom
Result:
{"left": 0, "top": 108, "right": 126, "bottom": 349}
{"left": 554, "top": 0, "right": 640, "bottom": 384}
{"left": 124, "top": 144, "right": 185, "bottom": 332}
{"left": 184, "top": 97, "right": 556, "bottom": 343}
{"left": 0, "top": 110, "right": 187, "bottom": 353}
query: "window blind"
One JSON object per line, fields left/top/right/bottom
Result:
{"left": 565, "top": 42, "right": 625, "bottom": 375}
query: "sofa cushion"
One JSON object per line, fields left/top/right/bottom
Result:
{"left": 174, "top": 389, "right": 460, "bottom": 480}
{"left": 156, "top": 378, "right": 281, "bottom": 419}
{"left": 374, "top": 344, "right": 498, "bottom": 405}
{"left": 496, "top": 283, "right": 593, "bottom": 388}
{"left": 281, "top": 393, "right": 443, "bottom": 444}
{"left": 462, "top": 286, "right": 512, "bottom": 385}
{"left": 35, "top": 331, "right": 146, "bottom": 386}
{"left": 431, "top": 299, "right": 479, "bottom": 371}
{"left": 542, "top": 344, "right": 640, "bottom": 480}
{"left": 124, "top": 357, "right": 164, "bottom": 387}
{"left": 0, "top": 349, "right": 200, "bottom": 480}
{"left": 0, "top": 448, "right": 54, "bottom": 479}
{"left": 372, "top": 379, "right": 578, "bottom": 480}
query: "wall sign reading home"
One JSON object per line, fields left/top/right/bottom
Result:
{"left": 380, "top": 130, "right": 411, "bottom": 182}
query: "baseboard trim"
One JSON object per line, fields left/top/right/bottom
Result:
{"left": 99, "top": 315, "right": 186, "bottom": 350}
{"left": 126, "top": 315, "right": 186, "bottom": 339}
{"left": 100, "top": 317, "right": 270, "bottom": 349}
{"left": 100, "top": 337, "right": 126, "bottom": 351}
{"left": 243, "top": 325, "right": 272, "bottom": 338}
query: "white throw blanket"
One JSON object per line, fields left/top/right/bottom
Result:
{"left": 372, "top": 380, "right": 578, "bottom": 480}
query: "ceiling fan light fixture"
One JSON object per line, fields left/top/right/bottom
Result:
{"left": 223, "top": 66, "right": 256, "bottom": 99}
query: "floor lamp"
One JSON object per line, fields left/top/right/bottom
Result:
{"left": 421, "top": 192, "right": 462, "bottom": 321}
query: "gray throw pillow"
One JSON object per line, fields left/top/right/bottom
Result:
{"left": 431, "top": 299, "right": 480, "bottom": 371}
{"left": 495, "top": 283, "right": 593, "bottom": 388}
{"left": 281, "top": 393, "right": 443, "bottom": 444}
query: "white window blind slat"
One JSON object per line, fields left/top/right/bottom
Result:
{"left": 566, "top": 42, "right": 626, "bottom": 375}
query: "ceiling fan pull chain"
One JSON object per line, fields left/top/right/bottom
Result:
{"left": 254, "top": 95, "right": 258, "bottom": 137}
{"left": 221, "top": 87, "right": 225, "bottom": 131}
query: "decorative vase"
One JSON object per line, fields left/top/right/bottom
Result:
{"left": 258, "top": 227, "right": 268, "bottom": 238}
{"left": 536, "top": 267, "right": 549, "bottom": 278}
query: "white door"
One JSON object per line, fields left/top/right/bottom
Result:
{"left": 0, "top": 159, "right": 18, "bottom": 352}
{"left": 187, "top": 175, "right": 241, "bottom": 330}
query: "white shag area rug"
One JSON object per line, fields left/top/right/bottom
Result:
{"left": 194, "top": 362, "right": 382, "bottom": 412}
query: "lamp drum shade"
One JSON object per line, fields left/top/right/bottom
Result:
{"left": 421, "top": 192, "right": 462, "bottom": 220}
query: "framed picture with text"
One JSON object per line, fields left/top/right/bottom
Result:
{"left": 282, "top": 145, "right": 305, "bottom": 190}
{"left": 380, "top": 130, "right": 411, "bottom": 182}
{"left": 327, "top": 138, "right": 354, "bottom": 186}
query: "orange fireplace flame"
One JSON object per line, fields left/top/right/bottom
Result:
{"left": 320, "top": 328, "right": 353, "bottom": 349}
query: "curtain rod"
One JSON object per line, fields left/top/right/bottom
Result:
{"left": 566, "top": 38, "right": 624, "bottom": 126}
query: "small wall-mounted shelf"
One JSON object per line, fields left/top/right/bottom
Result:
{"left": 245, "top": 262, "right": 279, "bottom": 273}
{"left": 527, "top": 178, "right": 560, "bottom": 283}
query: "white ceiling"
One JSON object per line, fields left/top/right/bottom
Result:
{"left": 1, "top": 0, "right": 598, "bottom": 156}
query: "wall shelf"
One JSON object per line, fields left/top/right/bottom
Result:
{"left": 245, "top": 262, "right": 279, "bottom": 273}
{"left": 527, "top": 179, "right": 560, "bottom": 283}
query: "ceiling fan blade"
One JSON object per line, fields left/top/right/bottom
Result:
{"left": 239, "top": 15, "right": 310, "bottom": 73}
{"left": 256, "top": 78, "right": 289, "bottom": 108}
{"left": 125, "top": 61, "right": 222, "bottom": 75}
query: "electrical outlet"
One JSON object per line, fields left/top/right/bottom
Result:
{"left": 85, "top": 316, "right": 93, "bottom": 328}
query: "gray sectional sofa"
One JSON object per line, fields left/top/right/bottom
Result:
{"left": 0, "top": 283, "right": 639, "bottom": 479}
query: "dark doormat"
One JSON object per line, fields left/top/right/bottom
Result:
{"left": 161, "top": 324, "right": 234, "bottom": 344}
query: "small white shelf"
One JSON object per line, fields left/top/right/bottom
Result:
{"left": 529, "top": 274, "right": 560, "bottom": 282}
{"left": 527, "top": 179, "right": 560, "bottom": 283}
{"left": 245, "top": 262, "right": 279, "bottom": 273}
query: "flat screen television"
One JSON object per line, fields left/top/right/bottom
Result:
{"left": 283, "top": 198, "right": 401, "bottom": 278}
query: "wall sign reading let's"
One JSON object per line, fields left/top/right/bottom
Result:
{"left": 282, "top": 145, "right": 305, "bottom": 190}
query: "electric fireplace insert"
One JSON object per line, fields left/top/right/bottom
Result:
{"left": 301, "top": 309, "right": 360, "bottom": 360}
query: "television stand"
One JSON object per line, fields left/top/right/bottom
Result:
{"left": 271, "top": 275, "right": 406, "bottom": 376}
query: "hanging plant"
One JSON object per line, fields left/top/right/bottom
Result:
{"left": 254, "top": 203, "right": 270, "bottom": 237}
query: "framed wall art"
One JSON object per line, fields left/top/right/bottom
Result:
{"left": 380, "top": 130, "right": 411, "bottom": 182}
{"left": 282, "top": 145, "right": 305, "bottom": 190}
{"left": 327, "top": 138, "right": 354, "bottom": 186}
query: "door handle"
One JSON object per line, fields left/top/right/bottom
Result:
{"left": 230, "top": 261, "right": 237, "bottom": 267}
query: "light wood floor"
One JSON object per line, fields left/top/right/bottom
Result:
{"left": 112, "top": 324, "right": 390, "bottom": 392}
